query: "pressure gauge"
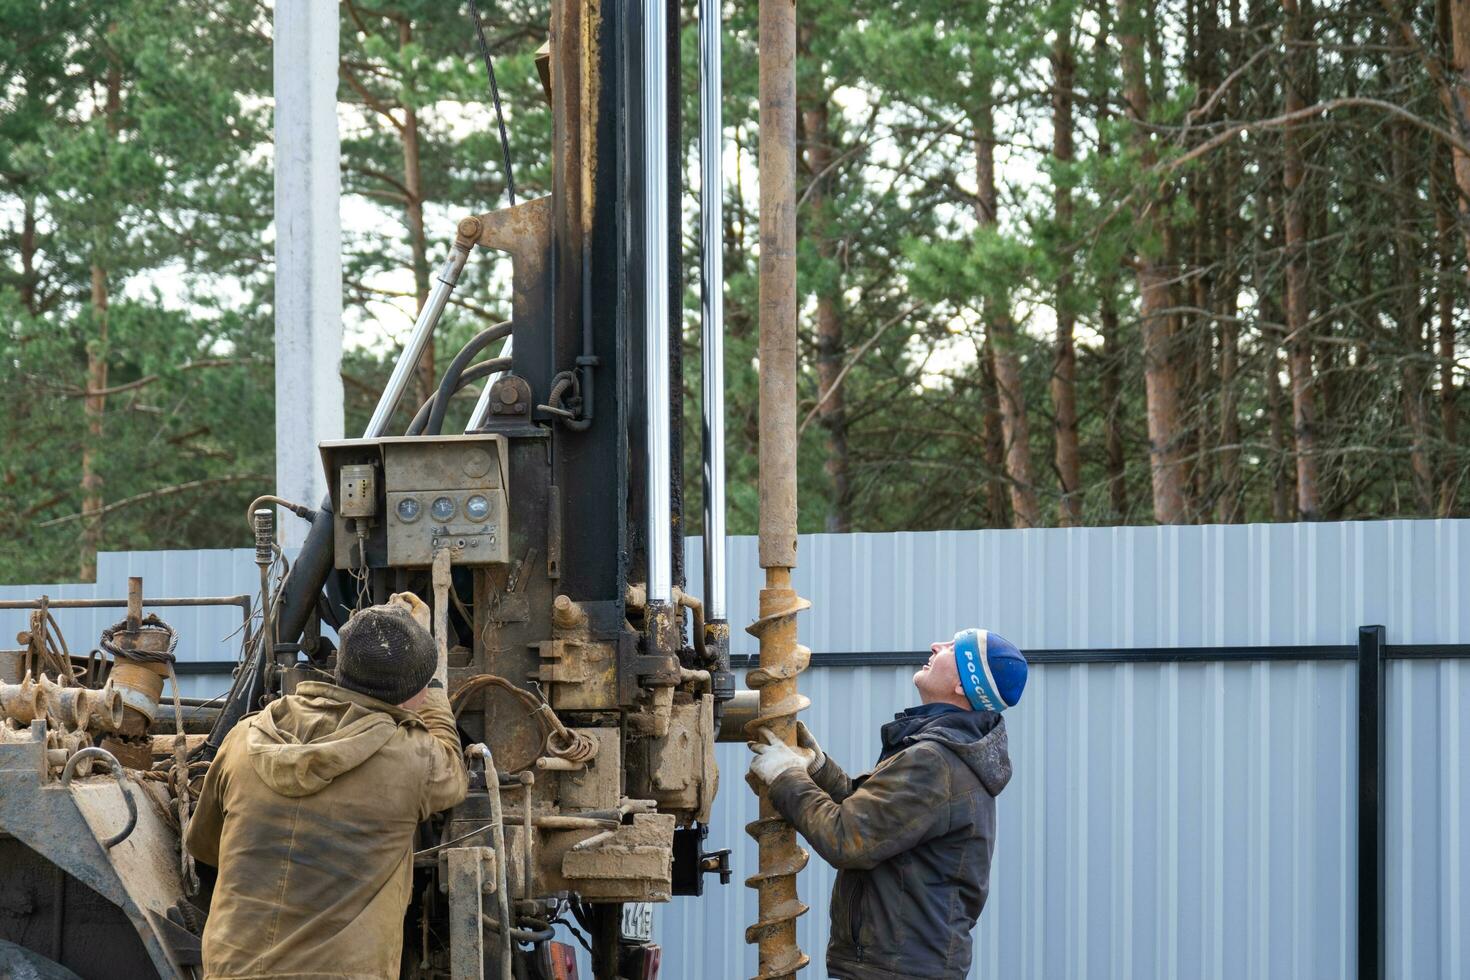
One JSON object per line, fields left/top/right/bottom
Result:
{"left": 430, "top": 496, "right": 456, "bottom": 522}
{"left": 464, "top": 494, "right": 491, "bottom": 522}
{"left": 395, "top": 497, "right": 422, "bottom": 523}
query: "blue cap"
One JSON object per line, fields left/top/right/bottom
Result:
{"left": 952, "top": 629, "right": 1027, "bottom": 712}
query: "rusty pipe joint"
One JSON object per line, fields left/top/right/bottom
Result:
{"left": 673, "top": 588, "right": 709, "bottom": 662}
{"left": 680, "top": 667, "right": 712, "bottom": 696}
{"left": 0, "top": 674, "right": 41, "bottom": 724}
{"left": 46, "top": 680, "right": 124, "bottom": 733}
{"left": 0, "top": 674, "right": 124, "bottom": 734}
{"left": 625, "top": 582, "right": 648, "bottom": 612}
{"left": 551, "top": 594, "right": 589, "bottom": 634}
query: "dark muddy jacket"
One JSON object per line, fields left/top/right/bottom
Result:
{"left": 768, "top": 705, "right": 1012, "bottom": 980}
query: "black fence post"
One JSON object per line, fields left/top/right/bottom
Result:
{"left": 1357, "top": 625, "right": 1385, "bottom": 980}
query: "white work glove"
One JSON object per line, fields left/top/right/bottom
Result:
{"left": 796, "top": 721, "right": 825, "bottom": 773}
{"left": 388, "top": 591, "right": 432, "bottom": 632}
{"left": 749, "top": 729, "right": 814, "bottom": 785}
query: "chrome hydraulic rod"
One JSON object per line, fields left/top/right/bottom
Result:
{"left": 699, "top": 0, "right": 728, "bottom": 623}
{"left": 364, "top": 243, "right": 471, "bottom": 438}
{"left": 643, "top": 0, "right": 674, "bottom": 606}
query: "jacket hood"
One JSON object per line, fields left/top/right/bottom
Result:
{"left": 245, "top": 681, "right": 418, "bottom": 797}
{"left": 881, "top": 708, "right": 1012, "bottom": 797}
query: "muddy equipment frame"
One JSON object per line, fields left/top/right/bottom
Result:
{"left": 0, "top": 1, "right": 746, "bottom": 977}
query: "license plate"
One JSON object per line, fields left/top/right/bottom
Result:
{"left": 620, "top": 902, "right": 653, "bottom": 942}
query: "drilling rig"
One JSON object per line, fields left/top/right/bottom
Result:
{"left": 0, "top": 0, "right": 812, "bottom": 976}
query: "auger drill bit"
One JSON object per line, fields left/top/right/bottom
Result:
{"left": 744, "top": 575, "right": 811, "bottom": 979}
{"left": 747, "top": 0, "right": 807, "bottom": 975}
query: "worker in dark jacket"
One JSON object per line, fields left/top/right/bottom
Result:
{"left": 749, "top": 628, "right": 1027, "bottom": 980}
{"left": 187, "top": 594, "right": 468, "bottom": 979}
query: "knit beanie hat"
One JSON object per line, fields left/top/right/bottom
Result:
{"left": 952, "top": 628, "right": 1027, "bottom": 712}
{"left": 335, "top": 603, "right": 437, "bottom": 706}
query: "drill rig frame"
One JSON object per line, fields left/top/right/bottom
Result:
{"left": 0, "top": 1, "right": 743, "bottom": 977}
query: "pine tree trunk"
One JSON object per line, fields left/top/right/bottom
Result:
{"left": 980, "top": 341, "right": 1011, "bottom": 529}
{"left": 1188, "top": 226, "right": 1212, "bottom": 513}
{"left": 1216, "top": 313, "right": 1241, "bottom": 522}
{"left": 800, "top": 38, "right": 851, "bottom": 532}
{"left": 1437, "top": 156, "right": 1459, "bottom": 514}
{"left": 1265, "top": 339, "right": 1293, "bottom": 522}
{"left": 1101, "top": 290, "right": 1128, "bottom": 522}
{"left": 1215, "top": 0, "right": 1243, "bottom": 522}
{"left": 974, "top": 106, "right": 1040, "bottom": 528}
{"left": 1096, "top": 0, "right": 1128, "bottom": 524}
{"left": 1282, "top": 0, "right": 1321, "bottom": 519}
{"left": 1051, "top": 24, "right": 1081, "bottom": 526}
{"left": 1120, "top": 0, "right": 1186, "bottom": 524}
{"left": 20, "top": 196, "right": 37, "bottom": 315}
{"left": 1394, "top": 122, "right": 1436, "bottom": 513}
{"left": 1437, "top": 0, "right": 1461, "bottom": 515}
{"left": 80, "top": 55, "right": 121, "bottom": 582}
{"left": 80, "top": 264, "right": 109, "bottom": 582}
{"left": 399, "top": 18, "right": 433, "bottom": 406}
{"left": 1446, "top": 0, "right": 1470, "bottom": 252}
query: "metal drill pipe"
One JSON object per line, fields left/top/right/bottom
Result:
{"left": 700, "top": 0, "right": 728, "bottom": 623}
{"left": 747, "top": 0, "right": 807, "bottom": 976}
{"left": 757, "top": 0, "right": 799, "bottom": 572}
{"left": 365, "top": 243, "right": 470, "bottom": 438}
{"left": 643, "top": 0, "right": 674, "bottom": 605}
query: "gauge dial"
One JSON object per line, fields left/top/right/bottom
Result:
{"left": 464, "top": 494, "right": 491, "bottom": 522}
{"left": 430, "top": 496, "right": 456, "bottom": 522}
{"left": 395, "top": 497, "right": 422, "bottom": 523}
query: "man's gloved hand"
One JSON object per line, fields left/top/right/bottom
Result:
{"left": 796, "top": 721, "right": 825, "bottom": 773}
{"left": 388, "top": 591, "right": 432, "bottom": 632}
{"left": 749, "top": 728, "right": 814, "bottom": 785}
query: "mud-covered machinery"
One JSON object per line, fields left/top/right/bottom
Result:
{"left": 0, "top": 0, "right": 748, "bottom": 976}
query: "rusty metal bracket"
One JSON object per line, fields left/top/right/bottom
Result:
{"left": 447, "top": 846, "right": 499, "bottom": 980}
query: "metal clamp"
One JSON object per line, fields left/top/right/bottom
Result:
{"left": 60, "top": 747, "right": 138, "bottom": 848}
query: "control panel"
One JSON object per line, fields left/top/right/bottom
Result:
{"left": 338, "top": 464, "right": 378, "bottom": 519}
{"left": 386, "top": 487, "right": 508, "bottom": 564}
{"left": 320, "top": 434, "right": 511, "bottom": 569}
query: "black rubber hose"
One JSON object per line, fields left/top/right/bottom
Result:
{"left": 204, "top": 497, "right": 337, "bottom": 761}
{"left": 425, "top": 321, "right": 513, "bottom": 436}
{"left": 406, "top": 357, "right": 512, "bottom": 436}
{"left": 513, "top": 925, "right": 555, "bottom": 944}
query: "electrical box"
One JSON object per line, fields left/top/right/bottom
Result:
{"left": 338, "top": 464, "right": 378, "bottom": 519}
{"left": 320, "top": 434, "right": 511, "bottom": 569}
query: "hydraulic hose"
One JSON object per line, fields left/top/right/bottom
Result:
{"left": 406, "top": 357, "right": 512, "bottom": 436}
{"left": 204, "top": 498, "right": 337, "bottom": 761}
{"left": 425, "top": 321, "right": 513, "bottom": 436}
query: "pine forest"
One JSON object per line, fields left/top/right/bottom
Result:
{"left": 1, "top": 0, "right": 1467, "bottom": 581}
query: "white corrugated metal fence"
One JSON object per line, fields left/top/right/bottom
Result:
{"left": 2, "top": 520, "right": 1466, "bottom": 978}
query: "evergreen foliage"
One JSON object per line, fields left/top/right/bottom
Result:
{"left": 2, "top": 0, "right": 1467, "bottom": 582}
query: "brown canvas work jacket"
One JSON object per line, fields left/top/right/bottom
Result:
{"left": 186, "top": 680, "right": 468, "bottom": 979}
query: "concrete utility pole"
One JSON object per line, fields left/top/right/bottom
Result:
{"left": 745, "top": 0, "right": 810, "bottom": 977}
{"left": 273, "top": 0, "right": 344, "bottom": 547}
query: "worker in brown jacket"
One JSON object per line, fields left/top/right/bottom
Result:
{"left": 187, "top": 594, "right": 468, "bottom": 979}
{"left": 749, "top": 629, "right": 1027, "bottom": 980}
